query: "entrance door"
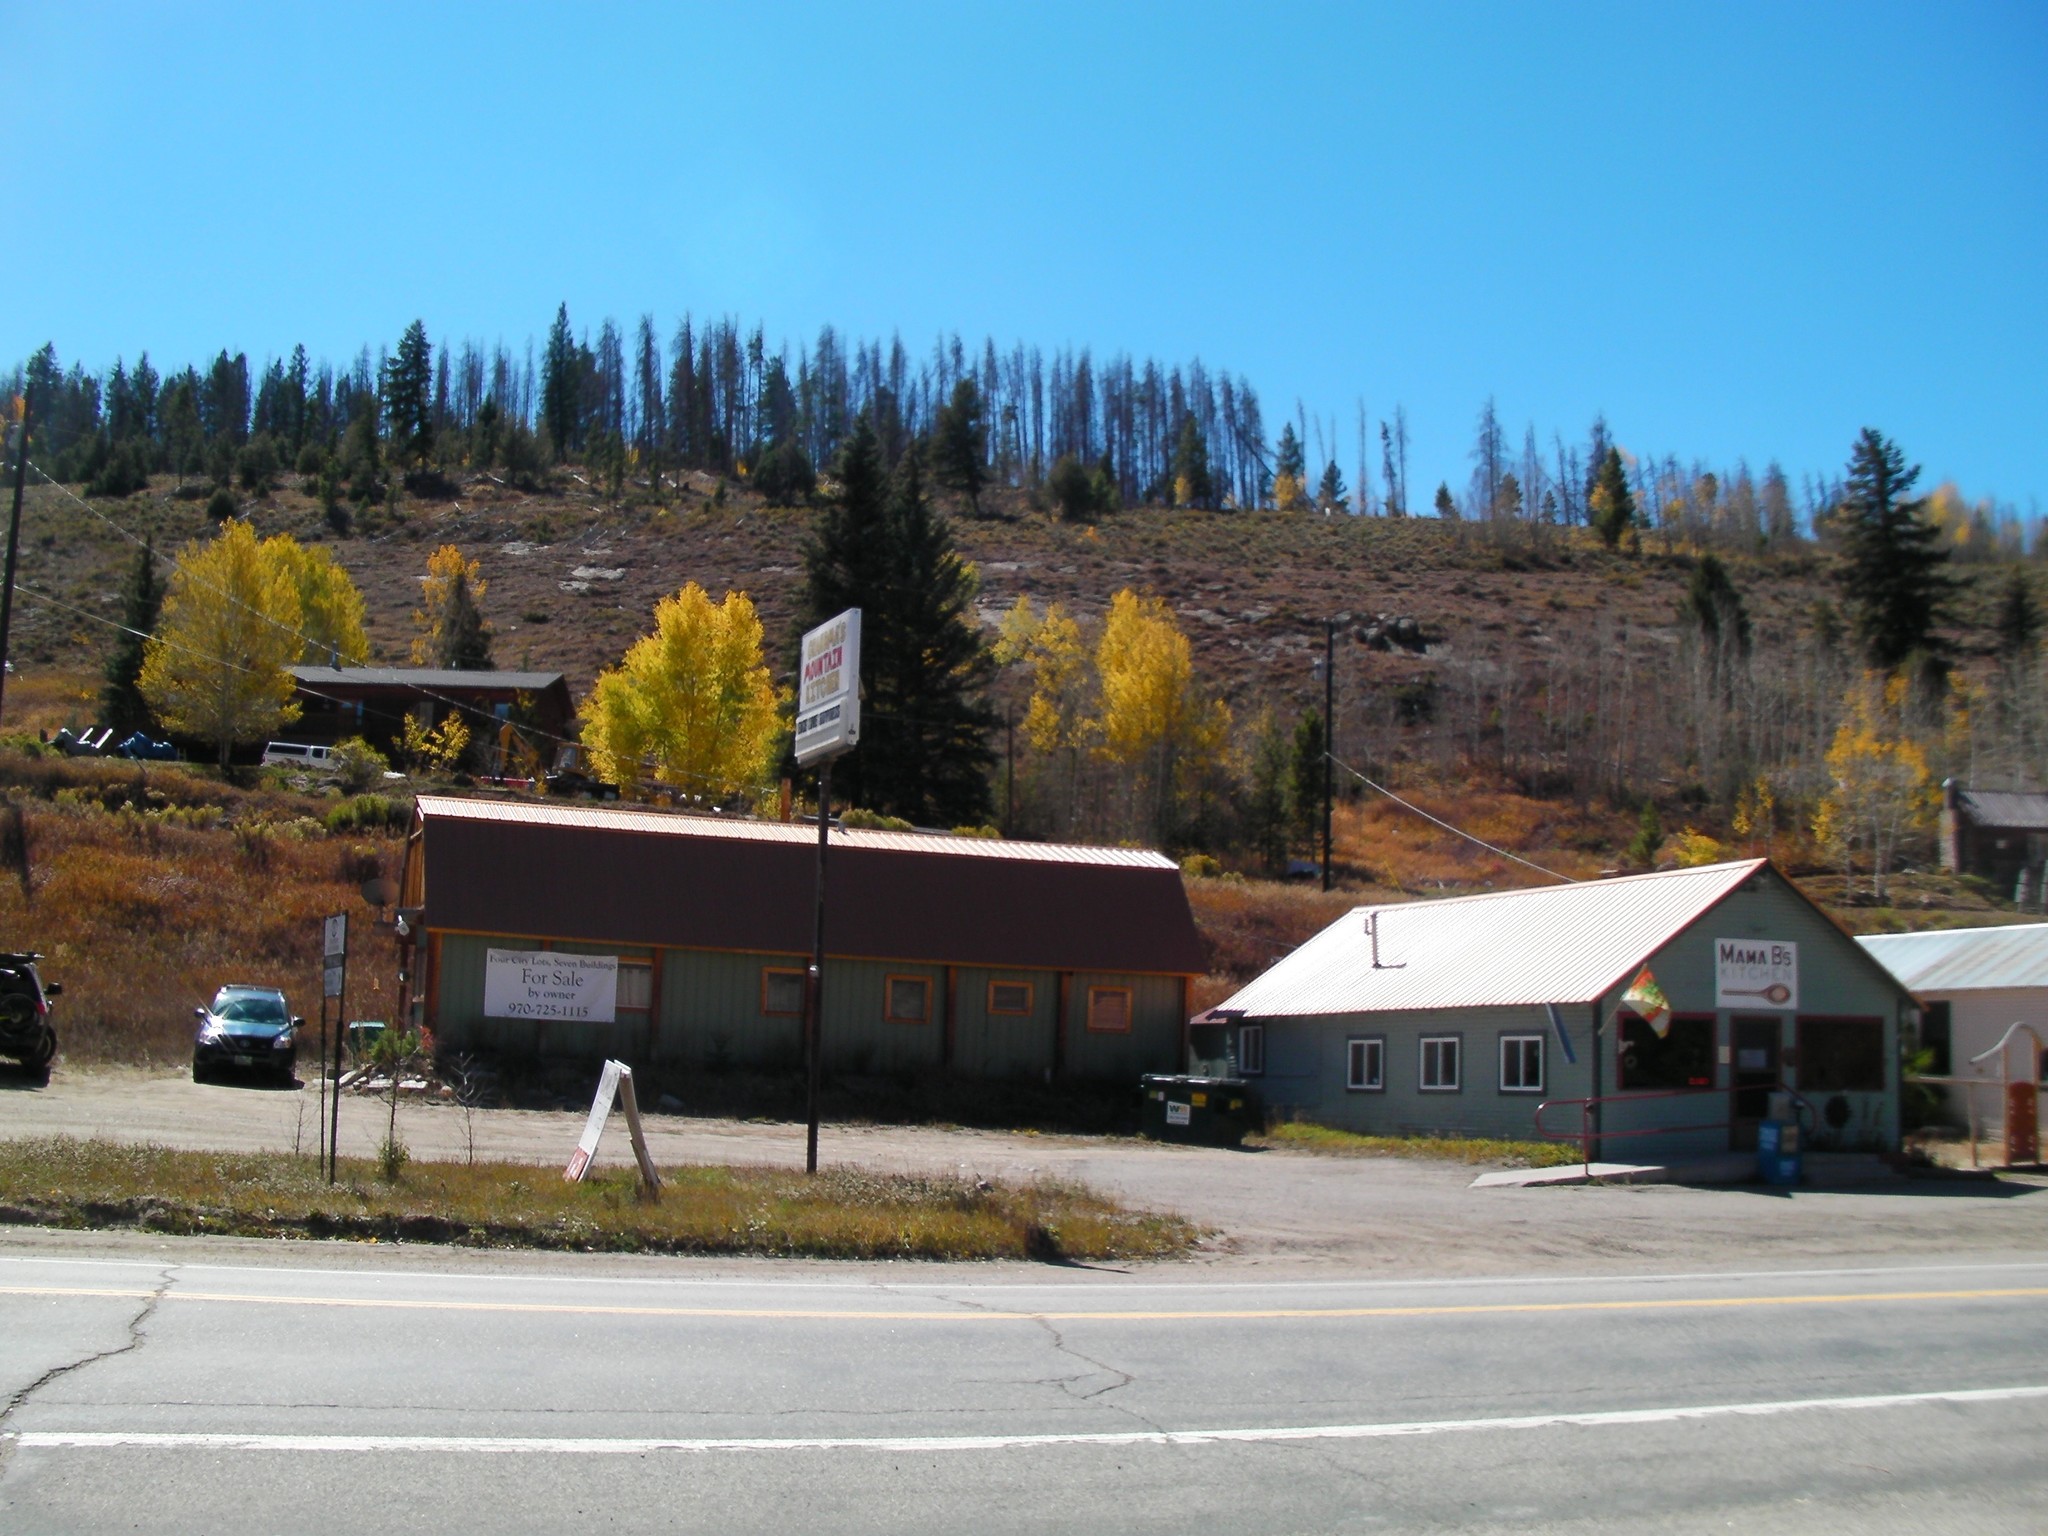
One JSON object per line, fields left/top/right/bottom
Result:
{"left": 1730, "top": 1015, "right": 1781, "bottom": 1151}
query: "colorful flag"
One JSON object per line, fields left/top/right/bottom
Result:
{"left": 1621, "top": 967, "right": 1671, "bottom": 1038}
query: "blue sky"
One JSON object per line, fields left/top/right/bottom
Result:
{"left": 6, "top": 1, "right": 2044, "bottom": 510}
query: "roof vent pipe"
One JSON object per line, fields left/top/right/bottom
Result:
{"left": 1364, "top": 912, "right": 1406, "bottom": 971}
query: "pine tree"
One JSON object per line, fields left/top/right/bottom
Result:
{"left": 1993, "top": 568, "right": 2041, "bottom": 661}
{"left": 1317, "top": 460, "right": 1347, "bottom": 513}
{"left": 930, "top": 378, "right": 988, "bottom": 514}
{"left": 383, "top": 321, "right": 434, "bottom": 470}
{"left": 1171, "top": 412, "right": 1213, "bottom": 508}
{"left": 1590, "top": 447, "right": 1634, "bottom": 548}
{"left": 540, "top": 303, "right": 578, "bottom": 461}
{"left": 1835, "top": 428, "right": 1952, "bottom": 669}
{"left": 102, "top": 540, "right": 164, "bottom": 734}
{"left": 1274, "top": 423, "right": 1305, "bottom": 482}
{"left": 1432, "top": 481, "right": 1459, "bottom": 522}
{"left": 800, "top": 418, "right": 995, "bottom": 825}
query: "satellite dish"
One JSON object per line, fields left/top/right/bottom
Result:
{"left": 361, "top": 876, "right": 399, "bottom": 908}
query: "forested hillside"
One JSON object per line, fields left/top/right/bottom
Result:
{"left": 3, "top": 312, "right": 2043, "bottom": 907}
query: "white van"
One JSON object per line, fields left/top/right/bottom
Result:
{"left": 260, "top": 742, "right": 339, "bottom": 774}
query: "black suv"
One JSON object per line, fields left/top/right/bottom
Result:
{"left": 193, "top": 985, "right": 301, "bottom": 1086}
{"left": 0, "top": 952, "right": 61, "bottom": 1084}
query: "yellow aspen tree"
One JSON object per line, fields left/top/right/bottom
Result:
{"left": 412, "top": 545, "right": 491, "bottom": 667}
{"left": 579, "top": 583, "right": 783, "bottom": 801}
{"left": 1812, "top": 673, "right": 1937, "bottom": 901}
{"left": 264, "top": 535, "right": 369, "bottom": 665}
{"left": 1094, "top": 589, "right": 1231, "bottom": 842}
{"left": 995, "top": 596, "right": 1097, "bottom": 834}
{"left": 138, "top": 520, "right": 304, "bottom": 766}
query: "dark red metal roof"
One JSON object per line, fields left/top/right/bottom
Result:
{"left": 413, "top": 796, "right": 1207, "bottom": 975}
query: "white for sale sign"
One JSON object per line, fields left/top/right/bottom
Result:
{"left": 794, "top": 608, "right": 861, "bottom": 766}
{"left": 485, "top": 949, "right": 618, "bottom": 1023}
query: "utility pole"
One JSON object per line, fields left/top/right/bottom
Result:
{"left": 1321, "top": 618, "right": 1335, "bottom": 892}
{"left": 0, "top": 399, "right": 30, "bottom": 727}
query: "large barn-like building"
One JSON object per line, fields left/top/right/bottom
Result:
{"left": 393, "top": 796, "right": 1206, "bottom": 1083}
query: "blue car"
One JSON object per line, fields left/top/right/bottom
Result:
{"left": 192, "top": 985, "right": 302, "bottom": 1086}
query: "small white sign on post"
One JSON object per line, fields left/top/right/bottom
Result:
{"left": 484, "top": 950, "right": 618, "bottom": 1023}
{"left": 794, "top": 608, "right": 861, "bottom": 767}
{"left": 1715, "top": 938, "right": 1799, "bottom": 1010}
{"left": 323, "top": 960, "right": 345, "bottom": 999}
{"left": 323, "top": 913, "right": 348, "bottom": 960}
{"left": 565, "top": 1059, "right": 623, "bottom": 1181}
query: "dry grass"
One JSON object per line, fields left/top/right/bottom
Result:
{"left": 0, "top": 751, "right": 405, "bottom": 1064}
{"left": 1253, "top": 1120, "right": 1583, "bottom": 1168}
{"left": 0, "top": 1135, "right": 1196, "bottom": 1261}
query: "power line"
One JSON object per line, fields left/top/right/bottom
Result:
{"left": 1326, "top": 752, "right": 1577, "bottom": 885}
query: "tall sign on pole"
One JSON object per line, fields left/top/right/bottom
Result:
{"left": 794, "top": 608, "right": 861, "bottom": 1176}
{"left": 323, "top": 913, "right": 347, "bottom": 1182}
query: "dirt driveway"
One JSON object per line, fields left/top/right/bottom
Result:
{"left": 4, "top": 1066, "right": 2046, "bottom": 1277}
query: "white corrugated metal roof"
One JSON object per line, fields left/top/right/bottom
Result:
{"left": 1216, "top": 861, "right": 1768, "bottom": 1017}
{"left": 413, "top": 794, "right": 1179, "bottom": 869}
{"left": 1857, "top": 924, "right": 2048, "bottom": 993}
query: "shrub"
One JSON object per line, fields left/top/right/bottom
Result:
{"left": 328, "top": 736, "right": 390, "bottom": 793}
{"left": 324, "top": 794, "right": 410, "bottom": 834}
{"left": 295, "top": 442, "right": 328, "bottom": 476}
{"left": 840, "top": 807, "right": 913, "bottom": 832}
{"left": 236, "top": 434, "right": 280, "bottom": 493}
{"left": 205, "top": 488, "right": 239, "bottom": 524}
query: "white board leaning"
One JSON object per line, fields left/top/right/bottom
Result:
{"left": 484, "top": 949, "right": 618, "bottom": 1023}
{"left": 795, "top": 607, "right": 861, "bottom": 767}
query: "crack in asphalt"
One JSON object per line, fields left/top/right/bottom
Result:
{"left": 0, "top": 1265, "right": 172, "bottom": 1432}
{"left": 939, "top": 1292, "right": 1160, "bottom": 1430}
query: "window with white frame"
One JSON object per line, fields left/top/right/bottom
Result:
{"left": 1238, "top": 1024, "right": 1264, "bottom": 1076}
{"left": 1420, "top": 1035, "right": 1461, "bottom": 1091}
{"left": 1499, "top": 1034, "right": 1544, "bottom": 1093}
{"left": 1346, "top": 1036, "right": 1384, "bottom": 1091}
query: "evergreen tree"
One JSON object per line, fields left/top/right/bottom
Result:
{"left": 540, "top": 303, "right": 578, "bottom": 461}
{"left": 102, "top": 540, "right": 164, "bottom": 734}
{"left": 1274, "top": 423, "right": 1305, "bottom": 482}
{"left": 800, "top": 417, "right": 995, "bottom": 825}
{"left": 1171, "top": 412, "right": 1213, "bottom": 508}
{"left": 1993, "top": 568, "right": 2041, "bottom": 661}
{"left": 383, "top": 320, "right": 435, "bottom": 469}
{"left": 1318, "top": 459, "right": 1347, "bottom": 512}
{"left": 931, "top": 378, "right": 988, "bottom": 514}
{"left": 1432, "top": 481, "right": 1459, "bottom": 521}
{"left": 1590, "top": 447, "right": 1634, "bottom": 548}
{"left": 1835, "top": 428, "right": 1952, "bottom": 669}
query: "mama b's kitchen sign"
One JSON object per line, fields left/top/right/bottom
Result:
{"left": 485, "top": 949, "right": 617, "bottom": 1023}
{"left": 1715, "top": 938, "right": 1798, "bottom": 1010}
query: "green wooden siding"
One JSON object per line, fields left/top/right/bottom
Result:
{"left": 429, "top": 933, "right": 1185, "bottom": 1081}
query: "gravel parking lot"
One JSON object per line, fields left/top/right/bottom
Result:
{"left": 4, "top": 1065, "right": 2046, "bottom": 1278}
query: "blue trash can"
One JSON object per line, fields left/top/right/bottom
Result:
{"left": 1757, "top": 1118, "right": 1802, "bottom": 1185}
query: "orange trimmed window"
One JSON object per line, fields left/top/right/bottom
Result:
{"left": 1086, "top": 986, "right": 1132, "bottom": 1034}
{"left": 988, "top": 980, "right": 1034, "bottom": 1016}
{"left": 885, "top": 975, "right": 931, "bottom": 1024}
{"left": 761, "top": 968, "right": 805, "bottom": 1017}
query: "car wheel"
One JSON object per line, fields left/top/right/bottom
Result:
{"left": 191, "top": 1057, "right": 208, "bottom": 1084}
{"left": 23, "top": 1058, "right": 50, "bottom": 1086}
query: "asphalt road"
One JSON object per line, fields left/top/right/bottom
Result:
{"left": 3, "top": 1242, "right": 2046, "bottom": 1534}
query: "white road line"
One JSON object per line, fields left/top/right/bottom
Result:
{"left": 11, "top": 1385, "right": 2046, "bottom": 1456}
{"left": 4, "top": 1251, "right": 2047, "bottom": 1297}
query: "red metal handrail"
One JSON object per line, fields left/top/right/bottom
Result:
{"left": 1533, "top": 1086, "right": 1816, "bottom": 1175}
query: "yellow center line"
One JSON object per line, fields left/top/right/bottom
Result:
{"left": 2, "top": 1283, "right": 2045, "bottom": 1322}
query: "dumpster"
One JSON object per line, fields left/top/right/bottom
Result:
{"left": 1757, "top": 1118, "right": 1802, "bottom": 1185}
{"left": 1140, "top": 1074, "right": 1259, "bottom": 1147}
